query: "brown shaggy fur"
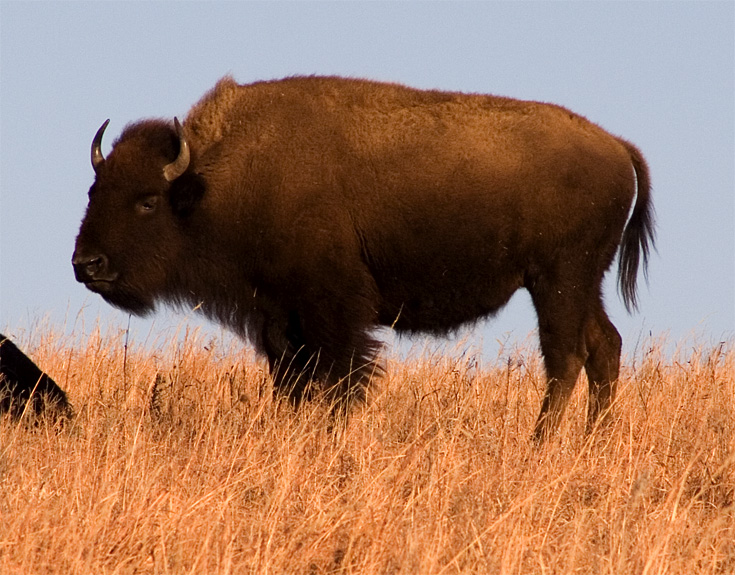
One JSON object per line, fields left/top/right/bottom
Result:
{"left": 0, "top": 334, "right": 72, "bottom": 421}
{"left": 73, "top": 76, "right": 654, "bottom": 440}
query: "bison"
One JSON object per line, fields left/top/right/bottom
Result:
{"left": 73, "top": 75, "right": 654, "bottom": 440}
{"left": 0, "top": 333, "right": 72, "bottom": 421}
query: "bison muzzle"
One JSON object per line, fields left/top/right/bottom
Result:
{"left": 73, "top": 75, "right": 655, "bottom": 441}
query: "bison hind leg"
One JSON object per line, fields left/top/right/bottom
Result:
{"left": 528, "top": 273, "right": 591, "bottom": 442}
{"left": 529, "top": 264, "right": 624, "bottom": 442}
{"left": 583, "top": 303, "right": 622, "bottom": 433}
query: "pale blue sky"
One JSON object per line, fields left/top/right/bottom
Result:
{"left": 1, "top": 1, "right": 733, "bottom": 357}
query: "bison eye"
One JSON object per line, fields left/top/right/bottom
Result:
{"left": 136, "top": 196, "right": 159, "bottom": 214}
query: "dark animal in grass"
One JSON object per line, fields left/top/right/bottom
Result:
{"left": 73, "top": 75, "right": 654, "bottom": 441}
{"left": 0, "top": 334, "right": 72, "bottom": 421}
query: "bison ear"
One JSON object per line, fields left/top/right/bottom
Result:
{"left": 168, "top": 172, "right": 206, "bottom": 218}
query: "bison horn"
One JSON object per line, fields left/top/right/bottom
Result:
{"left": 91, "top": 119, "right": 110, "bottom": 173}
{"left": 163, "top": 117, "right": 190, "bottom": 182}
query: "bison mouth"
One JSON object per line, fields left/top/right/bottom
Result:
{"left": 80, "top": 279, "right": 154, "bottom": 316}
{"left": 82, "top": 279, "right": 116, "bottom": 294}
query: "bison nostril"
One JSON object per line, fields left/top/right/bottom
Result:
{"left": 88, "top": 256, "right": 104, "bottom": 274}
{"left": 72, "top": 253, "right": 112, "bottom": 282}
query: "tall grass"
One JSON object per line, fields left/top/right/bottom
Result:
{"left": 1, "top": 328, "right": 733, "bottom": 574}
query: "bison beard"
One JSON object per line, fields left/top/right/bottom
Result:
{"left": 73, "top": 75, "right": 654, "bottom": 441}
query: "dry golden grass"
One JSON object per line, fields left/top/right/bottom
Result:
{"left": 1, "top": 327, "right": 733, "bottom": 574}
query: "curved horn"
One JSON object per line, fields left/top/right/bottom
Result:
{"left": 163, "top": 117, "right": 190, "bottom": 182}
{"left": 91, "top": 119, "right": 110, "bottom": 173}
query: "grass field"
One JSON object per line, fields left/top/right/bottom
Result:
{"left": 1, "top": 327, "right": 733, "bottom": 574}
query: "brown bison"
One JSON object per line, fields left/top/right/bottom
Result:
{"left": 0, "top": 334, "right": 72, "bottom": 421}
{"left": 73, "top": 76, "right": 654, "bottom": 440}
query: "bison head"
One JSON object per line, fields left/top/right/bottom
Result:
{"left": 73, "top": 118, "right": 204, "bottom": 314}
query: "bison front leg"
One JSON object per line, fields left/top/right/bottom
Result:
{"left": 260, "top": 304, "right": 380, "bottom": 415}
{"left": 297, "top": 306, "right": 382, "bottom": 418}
{"left": 261, "top": 312, "right": 316, "bottom": 405}
{"left": 282, "top": 250, "right": 382, "bottom": 416}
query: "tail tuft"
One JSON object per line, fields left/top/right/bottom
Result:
{"left": 617, "top": 139, "right": 656, "bottom": 313}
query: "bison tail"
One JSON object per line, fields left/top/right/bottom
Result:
{"left": 617, "top": 138, "right": 656, "bottom": 313}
